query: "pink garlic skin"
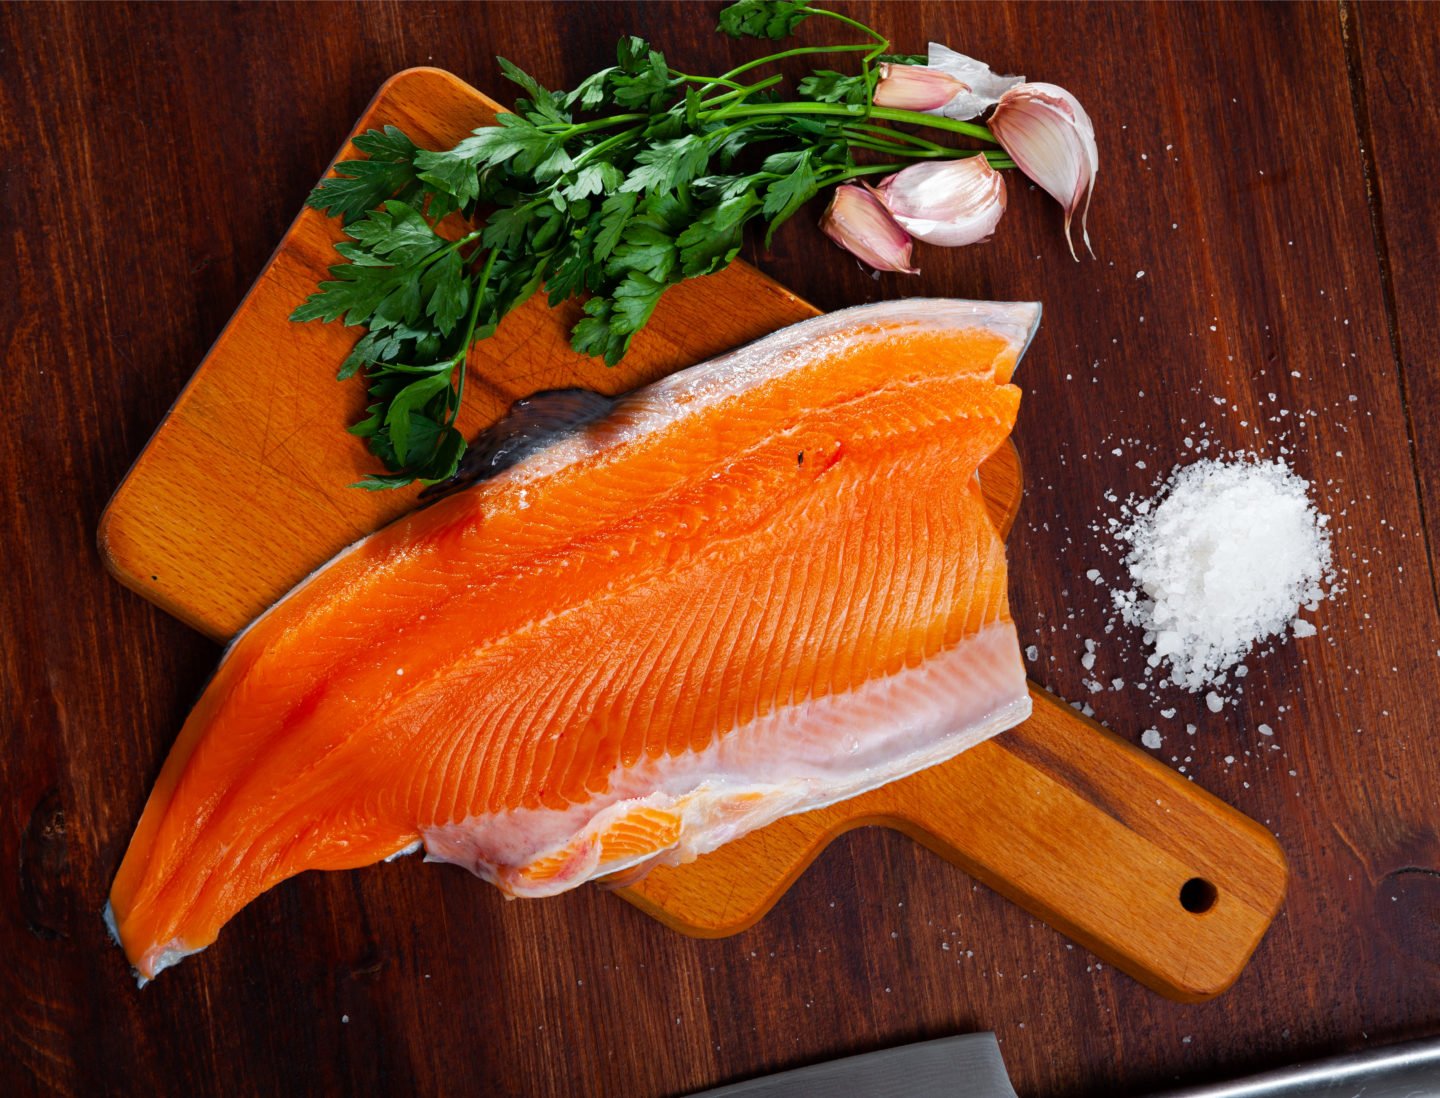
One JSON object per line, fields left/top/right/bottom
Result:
{"left": 819, "top": 184, "right": 919, "bottom": 274}
{"left": 920, "top": 44, "right": 1024, "bottom": 120}
{"left": 988, "top": 81, "right": 1099, "bottom": 259}
{"left": 872, "top": 63, "right": 969, "bottom": 112}
{"left": 875, "top": 158, "right": 1007, "bottom": 247}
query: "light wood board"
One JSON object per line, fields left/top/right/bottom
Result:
{"left": 98, "top": 67, "right": 1286, "bottom": 1002}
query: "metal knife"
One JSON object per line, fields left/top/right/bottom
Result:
{"left": 1151, "top": 1036, "right": 1440, "bottom": 1097}
{"left": 683, "top": 1033, "right": 1018, "bottom": 1098}
{"left": 683, "top": 1034, "right": 1440, "bottom": 1098}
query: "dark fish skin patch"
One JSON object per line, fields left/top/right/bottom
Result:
{"left": 420, "top": 388, "right": 619, "bottom": 504}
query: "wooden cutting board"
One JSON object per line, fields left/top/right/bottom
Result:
{"left": 98, "top": 68, "right": 1286, "bottom": 1002}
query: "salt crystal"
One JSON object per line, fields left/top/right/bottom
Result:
{"left": 1206, "top": 691, "right": 1224, "bottom": 713}
{"left": 1141, "top": 728, "right": 1162, "bottom": 749}
{"left": 1109, "top": 458, "right": 1335, "bottom": 692}
{"left": 1258, "top": 723, "right": 1274, "bottom": 736}
{"left": 1025, "top": 645, "right": 1040, "bottom": 662}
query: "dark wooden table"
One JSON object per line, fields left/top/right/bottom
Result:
{"left": 3, "top": 2, "right": 1438, "bottom": 1095}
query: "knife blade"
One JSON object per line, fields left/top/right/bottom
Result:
{"left": 682, "top": 1033, "right": 1018, "bottom": 1098}
{"left": 1150, "top": 1036, "right": 1440, "bottom": 1097}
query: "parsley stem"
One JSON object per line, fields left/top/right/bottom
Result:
{"left": 669, "top": 68, "right": 747, "bottom": 93}
{"left": 702, "top": 116, "right": 775, "bottom": 145}
{"left": 824, "top": 162, "right": 906, "bottom": 182}
{"left": 841, "top": 141, "right": 998, "bottom": 163}
{"left": 798, "top": 5, "right": 888, "bottom": 47}
{"left": 821, "top": 153, "right": 1012, "bottom": 182}
{"left": 714, "top": 42, "right": 875, "bottom": 85}
{"left": 843, "top": 136, "right": 927, "bottom": 158}
{"left": 698, "top": 73, "right": 784, "bottom": 109}
{"left": 451, "top": 247, "right": 499, "bottom": 421}
{"left": 572, "top": 125, "right": 645, "bottom": 167}
{"left": 705, "top": 101, "right": 998, "bottom": 143}
{"left": 552, "top": 113, "right": 650, "bottom": 139}
{"left": 793, "top": 3, "right": 890, "bottom": 98}
{"left": 425, "top": 230, "right": 483, "bottom": 272}
{"left": 842, "top": 123, "right": 946, "bottom": 154}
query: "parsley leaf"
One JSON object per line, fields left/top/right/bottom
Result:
{"left": 761, "top": 150, "right": 820, "bottom": 241}
{"left": 797, "top": 70, "right": 868, "bottom": 105}
{"left": 718, "top": 0, "right": 814, "bottom": 39}
{"left": 497, "top": 57, "right": 570, "bottom": 126}
{"left": 306, "top": 126, "right": 425, "bottom": 223}
{"left": 294, "top": 4, "right": 1009, "bottom": 488}
{"left": 619, "top": 134, "right": 712, "bottom": 195}
{"left": 677, "top": 191, "right": 761, "bottom": 276}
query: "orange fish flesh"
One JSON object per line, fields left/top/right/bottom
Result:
{"left": 108, "top": 298, "right": 1042, "bottom": 981}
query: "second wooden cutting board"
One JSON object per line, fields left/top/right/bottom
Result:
{"left": 99, "top": 68, "right": 1286, "bottom": 1001}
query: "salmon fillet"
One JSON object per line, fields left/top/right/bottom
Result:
{"left": 108, "top": 298, "right": 1041, "bottom": 982}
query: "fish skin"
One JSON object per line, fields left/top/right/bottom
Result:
{"left": 109, "top": 299, "right": 1041, "bottom": 981}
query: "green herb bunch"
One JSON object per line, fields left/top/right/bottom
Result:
{"left": 293, "top": 0, "right": 1015, "bottom": 489}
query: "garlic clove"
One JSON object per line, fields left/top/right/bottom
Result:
{"left": 875, "top": 158, "right": 1007, "bottom": 247}
{"left": 819, "top": 184, "right": 919, "bottom": 274}
{"left": 873, "top": 62, "right": 969, "bottom": 112}
{"left": 988, "top": 81, "right": 1099, "bottom": 259}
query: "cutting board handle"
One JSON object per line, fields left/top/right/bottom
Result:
{"left": 621, "top": 684, "right": 1288, "bottom": 1002}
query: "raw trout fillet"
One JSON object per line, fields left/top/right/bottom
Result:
{"left": 109, "top": 298, "right": 1041, "bottom": 981}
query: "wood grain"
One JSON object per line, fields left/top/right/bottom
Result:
{"left": 2, "top": 3, "right": 1438, "bottom": 1097}
{"left": 1349, "top": 2, "right": 1440, "bottom": 612}
{"left": 97, "top": 66, "right": 1285, "bottom": 1004}
{"left": 625, "top": 684, "right": 1287, "bottom": 1002}
{"left": 96, "top": 69, "right": 819, "bottom": 640}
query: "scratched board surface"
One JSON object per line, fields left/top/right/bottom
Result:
{"left": 2, "top": 3, "right": 1438, "bottom": 1098}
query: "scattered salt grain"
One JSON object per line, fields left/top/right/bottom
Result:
{"left": 1141, "top": 728, "right": 1163, "bottom": 750}
{"left": 1258, "top": 723, "right": 1274, "bottom": 737}
{"left": 1110, "top": 457, "right": 1334, "bottom": 692}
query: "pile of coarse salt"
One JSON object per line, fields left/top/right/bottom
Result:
{"left": 1110, "top": 457, "right": 1334, "bottom": 696}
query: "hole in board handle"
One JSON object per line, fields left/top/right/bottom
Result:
{"left": 1179, "top": 877, "right": 1218, "bottom": 914}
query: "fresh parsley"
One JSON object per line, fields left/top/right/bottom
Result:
{"left": 293, "top": 0, "right": 1008, "bottom": 488}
